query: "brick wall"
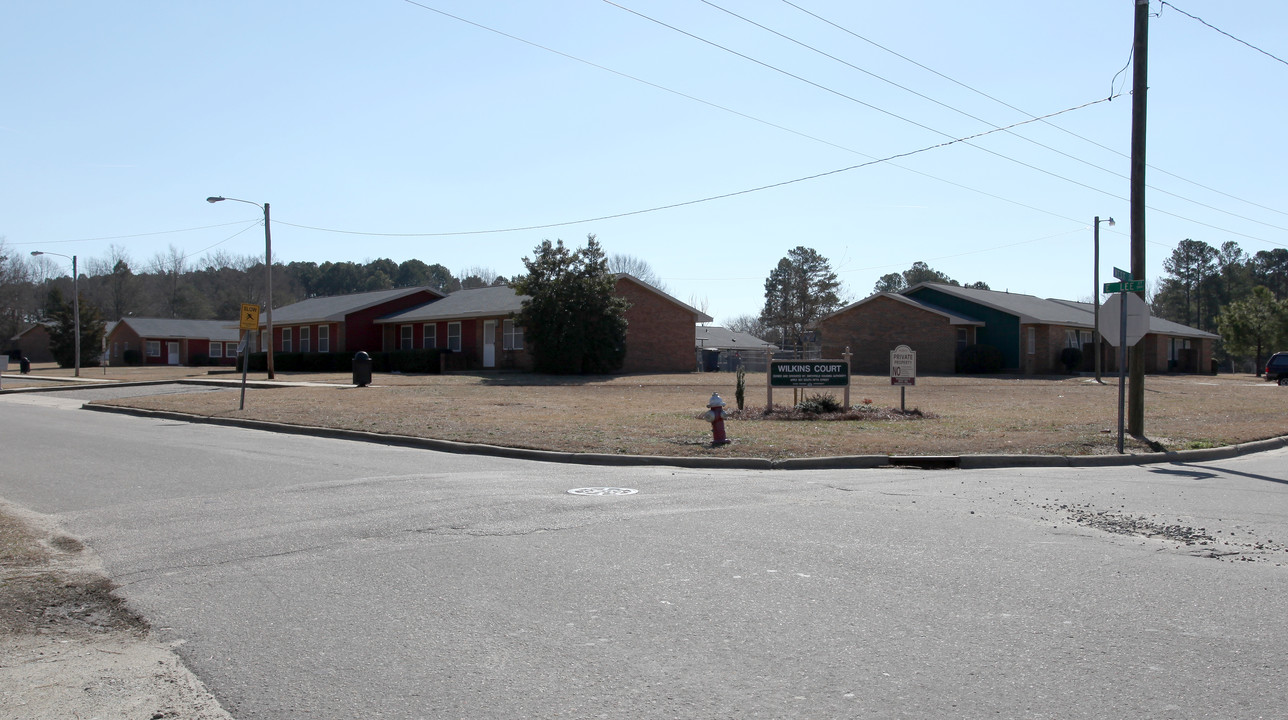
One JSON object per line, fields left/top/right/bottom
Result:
{"left": 1024, "top": 324, "right": 1071, "bottom": 375}
{"left": 106, "top": 325, "right": 142, "bottom": 365}
{"left": 616, "top": 279, "right": 698, "bottom": 373}
{"left": 816, "top": 296, "right": 960, "bottom": 373}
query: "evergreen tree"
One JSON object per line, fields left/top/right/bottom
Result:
{"left": 871, "top": 261, "right": 988, "bottom": 294}
{"left": 759, "top": 246, "right": 842, "bottom": 348}
{"left": 1160, "top": 239, "right": 1219, "bottom": 330}
{"left": 1218, "top": 286, "right": 1287, "bottom": 375}
{"left": 46, "top": 287, "right": 106, "bottom": 368}
{"left": 514, "top": 235, "right": 629, "bottom": 374}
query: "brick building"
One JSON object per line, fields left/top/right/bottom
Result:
{"left": 816, "top": 282, "right": 1218, "bottom": 375}
{"left": 814, "top": 293, "right": 982, "bottom": 374}
{"left": 614, "top": 274, "right": 711, "bottom": 373}
{"left": 265, "top": 286, "right": 444, "bottom": 356}
{"left": 106, "top": 318, "right": 241, "bottom": 366}
{"left": 376, "top": 274, "right": 710, "bottom": 373}
{"left": 7, "top": 323, "right": 54, "bottom": 363}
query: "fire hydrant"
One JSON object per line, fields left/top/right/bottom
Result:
{"left": 702, "top": 392, "right": 730, "bottom": 445}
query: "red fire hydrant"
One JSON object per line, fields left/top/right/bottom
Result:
{"left": 702, "top": 392, "right": 730, "bottom": 445}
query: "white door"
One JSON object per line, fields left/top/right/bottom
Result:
{"left": 482, "top": 321, "right": 496, "bottom": 368}
{"left": 167, "top": 341, "right": 180, "bottom": 365}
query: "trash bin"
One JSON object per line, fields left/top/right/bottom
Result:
{"left": 352, "top": 351, "right": 372, "bottom": 387}
{"left": 19, "top": 356, "right": 30, "bottom": 374}
{"left": 702, "top": 349, "right": 720, "bottom": 372}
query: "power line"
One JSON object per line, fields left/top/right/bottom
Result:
{"left": 179, "top": 221, "right": 263, "bottom": 264}
{"left": 781, "top": 0, "right": 1288, "bottom": 221}
{"left": 396, "top": 0, "right": 1097, "bottom": 229}
{"left": 605, "top": 1, "right": 1282, "bottom": 243}
{"left": 701, "top": 0, "right": 1288, "bottom": 235}
{"left": 1160, "top": 1, "right": 1288, "bottom": 67}
{"left": 398, "top": 0, "right": 1283, "bottom": 247}
{"left": 275, "top": 96, "right": 1114, "bottom": 238}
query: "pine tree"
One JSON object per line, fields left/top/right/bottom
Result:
{"left": 46, "top": 288, "right": 106, "bottom": 368}
{"left": 759, "top": 247, "right": 842, "bottom": 348}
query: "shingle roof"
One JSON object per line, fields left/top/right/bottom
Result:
{"left": 116, "top": 318, "right": 240, "bottom": 341}
{"left": 271, "top": 286, "right": 442, "bottom": 324}
{"left": 695, "top": 326, "right": 778, "bottom": 350}
{"left": 908, "top": 283, "right": 1090, "bottom": 325}
{"left": 819, "top": 292, "right": 984, "bottom": 325}
{"left": 377, "top": 285, "right": 526, "bottom": 323}
{"left": 909, "top": 283, "right": 1219, "bottom": 339}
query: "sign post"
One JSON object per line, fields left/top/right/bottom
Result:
{"left": 1099, "top": 271, "right": 1148, "bottom": 453}
{"left": 238, "top": 304, "right": 261, "bottom": 410}
{"left": 889, "top": 345, "right": 916, "bottom": 411}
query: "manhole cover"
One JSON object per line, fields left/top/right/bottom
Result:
{"left": 567, "top": 487, "right": 638, "bottom": 496}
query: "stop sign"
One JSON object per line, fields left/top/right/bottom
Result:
{"left": 1099, "top": 292, "right": 1150, "bottom": 347}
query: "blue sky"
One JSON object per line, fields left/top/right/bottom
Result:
{"left": 3, "top": 1, "right": 1285, "bottom": 324}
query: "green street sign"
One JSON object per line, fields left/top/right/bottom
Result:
{"left": 1113, "top": 267, "right": 1133, "bottom": 281}
{"left": 770, "top": 360, "right": 850, "bottom": 388}
{"left": 1104, "top": 279, "right": 1145, "bottom": 293}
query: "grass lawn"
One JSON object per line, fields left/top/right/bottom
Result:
{"left": 79, "top": 368, "right": 1288, "bottom": 459}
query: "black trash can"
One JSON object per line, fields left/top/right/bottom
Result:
{"left": 19, "top": 356, "right": 30, "bottom": 374}
{"left": 352, "top": 351, "right": 372, "bottom": 387}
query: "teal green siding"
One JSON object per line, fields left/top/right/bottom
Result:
{"left": 907, "top": 288, "right": 1022, "bottom": 369}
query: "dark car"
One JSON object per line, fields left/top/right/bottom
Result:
{"left": 1265, "top": 352, "right": 1288, "bottom": 385}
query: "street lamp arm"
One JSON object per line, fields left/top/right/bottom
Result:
{"left": 206, "top": 194, "right": 274, "bottom": 379}
{"left": 207, "top": 196, "right": 263, "bottom": 210}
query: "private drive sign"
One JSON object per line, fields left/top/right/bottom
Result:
{"left": 890, "top": 345, "right": 916, "bottom": 386}
{"left": 769, "top": 361, "right": 850, "bottom": 387}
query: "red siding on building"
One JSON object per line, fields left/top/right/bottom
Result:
{"left": 267, "top": 291, "right": 439, "bottom": 354}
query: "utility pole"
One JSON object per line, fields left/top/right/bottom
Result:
{"left": 1128, "top": 0, "right": 1149, "bottom": 436}
{"left": 264, "top": 202, "right": 274, "bottom": 380}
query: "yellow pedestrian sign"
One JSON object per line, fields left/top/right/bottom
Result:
{"left": 240, "top": 303, "right": 261, "bottom": 331}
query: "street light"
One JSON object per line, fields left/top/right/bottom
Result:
{"left": 1093, "top": 216, "right": 1115, "bottom": 383}
{"left": 207, "top": 196, "right": 274, "bottom": 379}
{"left": 30, "top": 251, "right": 80, "bottom": 377}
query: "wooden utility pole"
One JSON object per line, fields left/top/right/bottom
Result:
{"left": 1128, "top": 0, "right": 1149, "bottom": 436}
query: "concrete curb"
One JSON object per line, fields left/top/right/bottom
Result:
{"left": 0, "top": 377, "right": 345, "bottom": 395}
{"left": 80, "top": 403, "right": 1288, "bottom": 471}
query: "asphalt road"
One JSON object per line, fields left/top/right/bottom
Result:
{"left": 2, "top": 390, "right": 1287, "bottom": 719}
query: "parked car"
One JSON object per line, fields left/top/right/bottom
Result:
{"left": 1265, "top": 352, "right": 1288, "bottom": 385}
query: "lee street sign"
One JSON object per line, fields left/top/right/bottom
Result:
{"left": 240, "top": 303, "right": 261, "bottom": 331}
{"left": 769, "top": 360, "right": 850, "bottom": 387}
{"left": 1103, "top": 279, "right": 1145, "bottom": 294}
{"left": 890, "top": 345, "right": 916, "bottom": 386}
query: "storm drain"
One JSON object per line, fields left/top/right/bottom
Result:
{"left": 567, "top": 487, "right": 639, "bottom": 496}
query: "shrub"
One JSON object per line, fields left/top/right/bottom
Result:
{"left": 957, "top": 344, "right": 1004, "bottom": 373}
{"left": 795, "top": 393, "right": 843, "bottom": 414}
{"left": 735, "top": 365, "right": 746, "bottom": 410}
{"left": 123, "top": 349, "right": 142, "bottom": 366}
{"left": 1059, "top": 347, "right": 1083, "bottom": 374}
{"left": 188, "top": 353, "right": 209, "bottom": 367}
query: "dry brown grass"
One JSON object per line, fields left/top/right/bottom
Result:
{"left": 88, "top": 370, "right": 1288, "bottom": 459}
{"left": 0, "top": 362, "right": 219, "bottom": 389}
